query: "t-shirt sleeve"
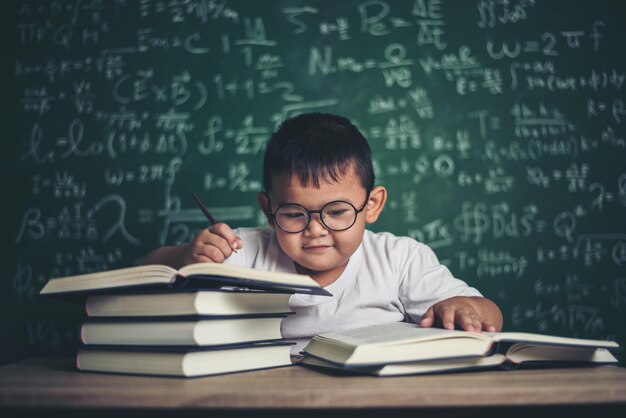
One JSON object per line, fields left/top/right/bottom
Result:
{"left": 398, "top": 242, "right": 482, "bottom": 324}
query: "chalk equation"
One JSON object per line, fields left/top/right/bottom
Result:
{"left": 4, "top": 0, "right": 625, "bottom": 361}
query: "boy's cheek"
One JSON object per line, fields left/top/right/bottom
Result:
{"left": 275, "top": 233, "right": 299, "bottom": 254}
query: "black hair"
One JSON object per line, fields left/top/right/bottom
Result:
{"left": 262, "top": 112, "right": 375, "bottom": 193}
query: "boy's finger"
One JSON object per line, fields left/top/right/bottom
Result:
{"left": 457, "top": 311, "right": 476, "bottom": 332}
{"left": 481, "top": 320, "right": 496, "bottom": 332}
{"left": 453, "top": 310, "right": 474, "bottom": 332}
{"left": 420, "top": 307, "right": 435, "bottom": 327}
{"left": 203, "top": 236, "right": 233, "bottom": 259}
{"left": 472, "top": 317, "right": 482, "bottom": 332}
{"left": 210, "top": 223, "right": 241, "bottom": 251}
{"left": 439, "top": 306, "right": 456, "bottom": 330}
{"left": 465, "top": 313, "right": 482, "bottom": 332}
{"left": 196, "top": 244, "right": 226, "bottom": 263}
{"left": 231, "top": 237, "right": 244, "bottom": 252}
{"left": 194, "top": 228, "right": 216, "bottom": 244}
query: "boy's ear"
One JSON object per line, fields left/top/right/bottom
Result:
{"left": 364, "top": 186, "right": 387, "bottom": 224}
{"left": 257, "top": 192, "right": 275, "bottom": 226}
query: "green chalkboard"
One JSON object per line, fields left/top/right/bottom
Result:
{"left": 2, "top": 0, "right": 625, "bottom": 364}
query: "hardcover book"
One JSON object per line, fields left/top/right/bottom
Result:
{"left": 40, "top": 263, "right": 330, "bottom": 296}
{"left": 85, "top": 289, "right": 292, "bottom": 317}
{"left": 77, "top": 341, "right": 294, "bottom": 377}
{"left": 80, "top": 315, "right": 287, "bottom": 346}
{"left": 300, "top": 345, "right": 618, "bottom": 376}
{"left": 302, "top": 322, "right": 619, "bottom": 367}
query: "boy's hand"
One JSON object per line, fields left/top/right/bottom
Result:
{"left": 420, "top": 296, "right": 501, "bottom": 333}
{"left": 179, "top": 223, "right": 243, "bottom": 265}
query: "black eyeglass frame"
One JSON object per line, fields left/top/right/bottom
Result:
{"left": 266, "top": 193, "right": 370, "bottom": 233}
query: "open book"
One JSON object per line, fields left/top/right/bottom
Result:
{"left": 40, "top": 263, "right": 331, "bottom": 296}
{"left": 302, "top": 322, "right": 619, "bottom": 368}
{"left": 300, "top": 345, "right": 618, "bottom": 376}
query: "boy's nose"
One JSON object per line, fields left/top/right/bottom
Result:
{"left": 305, "top": 213, "right": 328, "bottom": 235}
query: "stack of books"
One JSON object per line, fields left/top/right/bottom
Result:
{"left": 299, "top": 322, "right": 620, "bottom": 376}
{"left": 40, "top": 263, "right": 330, "bottom": 377}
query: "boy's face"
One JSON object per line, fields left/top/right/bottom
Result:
{"left": 259, "top": 167, "right": 385, "bottom": 285}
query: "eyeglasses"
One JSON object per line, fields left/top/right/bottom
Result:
{"left": 267, "top": 194, "right": 369, "bottom": 233}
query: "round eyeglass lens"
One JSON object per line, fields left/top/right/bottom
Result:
{"left": 275, "top": 204, "right": 309, "bottom": 232}
{"left": 321, "top": 201, "right": 357, "bottom": 230}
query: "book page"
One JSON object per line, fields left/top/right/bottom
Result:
{"left": 40, "top": 265, "right": 177, "bottom": 294}
{"left": 178, "top": 263, "right": 317, "bottom": 286}
{"left": 317, "top": 322, "right": 481, "bottom": 346}
{"left": 505, "top": 344, "right": 618, "bottom": 364}
{"left": 485, "top": 331, "right": 619, "bottom": 349}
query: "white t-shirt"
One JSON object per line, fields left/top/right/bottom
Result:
{"left": 223, "top": 227, "right": 482, "bottom": 354}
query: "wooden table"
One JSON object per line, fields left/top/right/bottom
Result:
{"left": 1, "top": 357, "right": 625, "bottom": 417}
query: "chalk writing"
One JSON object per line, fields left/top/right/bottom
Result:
{"left": 3, "top": 0, "right": 625, "bottom": 363}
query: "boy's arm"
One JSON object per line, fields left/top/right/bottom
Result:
{"left": 420, "top": 296, "right": 503, "bottom": 333}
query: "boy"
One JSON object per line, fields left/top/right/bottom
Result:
{"left": 144, "top": 113, "right": 503, "bottom": 353}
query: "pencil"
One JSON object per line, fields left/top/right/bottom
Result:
{"left": 192, "top": 193, "right": 239, "bottom": 253}
{"left": 191, "top": 193, "right": 218, "bottom": 225}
